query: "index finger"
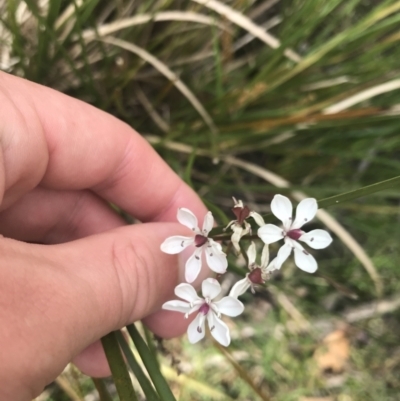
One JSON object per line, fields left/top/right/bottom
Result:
{"left": 0, "top": 72, "right": 206, "bottom": 222}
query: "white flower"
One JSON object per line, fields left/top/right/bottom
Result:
{"left": 162, "top": 278, "right": 244, "bottom": 346}
{"left": 224, "top": 198, "right": 265, "bottom": 253}
{"left": 229, "top": 242, "right": 270, "bottom": 298}
{"left": 160, "top": 208, "right": 228, "bottom": 283}
{"left": 257, "top": 195, "right": 333, "bottom": 273}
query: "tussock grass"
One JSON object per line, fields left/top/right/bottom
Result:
{"left": 2, "top": 0, "right": 400, "bottom": 400}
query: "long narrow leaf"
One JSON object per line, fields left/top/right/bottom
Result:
{"left": 92, "top": 378, "right": 114, "bottom": 401}
{"left": 101, "top": 331, "right": 138, "bottom": 401}
{"left": 318, "top": 175, "right": 400, "bottom": 209}
{"left": 99, "top": 36, "right": 218, "bottom": 135}
{"left": 127, "top": 324, "right": 177, "bottom": 401}
{"left": 115, "top": 330, "right": 161, "bottom": 401}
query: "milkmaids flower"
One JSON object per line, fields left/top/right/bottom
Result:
{"left": 224, "top": 198, "right": 265, "bottom": 253}
{"left": 257, "top": 195, "right": 333, "bottom": 273}
{"left": 230, "top": 242, "right": 271, "bottom": 298}
{"left": 161, "top": 208, "right": 227, "bottom": 283}
{"left": 162, "top": 278, "right": 244, "bottom": 346}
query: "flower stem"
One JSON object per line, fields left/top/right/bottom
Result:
{"left": 101, "top": 331, "right": 138, "bottom": 401}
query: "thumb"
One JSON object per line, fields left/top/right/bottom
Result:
{"left": 0, "top": 222, "right": 190, "bottom": 401}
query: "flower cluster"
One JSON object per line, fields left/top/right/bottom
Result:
{"left": 161, "top": 194, "right": 333, "bottom": 346}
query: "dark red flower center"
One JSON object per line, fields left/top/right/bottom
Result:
{"left": 287, "top": 229, "right": 304, "bottom": 240}
{"left": 248, "top": 267, "right": 264, "bottom": 284}
{"left": 194, "top": 234, "right": 208, "bottom": 247}
{"left": 199, "top": 303, "right": 210, "bottom": 315}
{"left": 232, "top": 205, "right": 250, "bottom": 225}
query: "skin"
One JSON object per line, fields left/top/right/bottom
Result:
{"left": 0, "top": 71, "right": 208, "bottom": 401}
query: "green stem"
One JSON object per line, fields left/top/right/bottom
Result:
{"left": 115, "top": 331, "right": 161, "bottom": 401}
{"left": 127, "top": 324, "right": 177, "bottom": 401}
{"left": 101, "top": 331, "right": 138, "bottom": 401}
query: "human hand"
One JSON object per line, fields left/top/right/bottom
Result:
{"left": 0, "top": 71, "right": 207, "bottom": 401}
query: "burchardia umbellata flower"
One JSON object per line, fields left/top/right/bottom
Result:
{"left": 257, "top": 195, "right": 332, "bottom": 273}
{"left": 161, "top": 208, "right": 227, "bottom": 283}
{"left": 162, "top": 278, "right": 244, "bottom": 346}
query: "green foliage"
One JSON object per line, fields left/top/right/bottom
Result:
{"left": 3, "top": 0, "right": 400, "bottom": 400}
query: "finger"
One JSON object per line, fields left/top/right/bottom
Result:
{"left": 0, "top": 72, "right": 206, "bottom": 224}
{"left": 0, "top": 184, "right": 203, "bottom": 332}
{"left": 0, "top": 222, "right": 191, "bottom": 399}
{"left": 0, "top": 187, "right": 128, "bottom": 378}
{"left": 0, "top": 187, "right": 209, "bottom": 376}
{"left": 0, "top": 187, "right": 125, "bottom": 377}
{"left": 53, "top": 223, "right": 196, "bottom": 331}
{"left": 0, "top": 187, "right": 125, "bottom": 243}
{"left": 72, "top": 341, "right": 109, "bottom": 377}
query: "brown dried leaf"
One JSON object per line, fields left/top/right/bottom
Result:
{"left": 314, "top": 330, "right": 350, "bottom": 373}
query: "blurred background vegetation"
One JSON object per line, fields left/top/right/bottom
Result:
{"left": 1, "top": 0, "right": 400, "bottom": 400}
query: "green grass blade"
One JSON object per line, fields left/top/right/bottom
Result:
{"left": 101, "top": 331, "right": 138, "bottom": 401}
{"left": 92, "top": 378, "right": 114, "bottom": 401}
{"left": 115, "top": 330, "right": 161, "bottom": 401}
{"left": 318, "top": 175, "right": 400, "bottom": 209}
{"left": 143, "top": 326, "right": 160, "bottom": 368}
{"left": 211, "top": 175, "right": 400, "bottom": 237}
{"left": 127, "top": 324, "right": 177, "bottom": 401}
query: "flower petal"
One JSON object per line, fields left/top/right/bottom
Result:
{"left": 202, "top": 211, "right": 214, "bottom": 235}
{"left": 276, "top": 242, "right": 293, "bottom": 269}
{"left": 205, "top": 242, "right": 228, "bottom": 274}
{"left": 209, "top": 239, "right": 223, "bottom": 252}
{"left": 229, "top": 277, "right": 251, "bottom": 298}
{"left": 261, "top": 243, "right": 269, "bottom": 269}
{"left": 201, "top": 278, "right": 221, "bottom": 300}
{"left": 214, "top": 296, "right": 244, "bottom": 317}
{"left": 299, "top": 229, "right": 332, "bottom": 249}
{"left": 247, "top": 242, "right": 257, "bottom": 266}
{"left": 207, "top": 312, "right": 231, "bottom": 347}
{"left": 293, "top": 246, "right": 317, "bottom": 273}
{"left": 162, "top": 300, "right": 191, "bottom": 314}
{"left": 257, "top": 224, "right": 284, "bottom": 244}
{"left": 266, "top": 257, "right": 280, "bottom": 272}
{"left": 271, "top": 194, "right": 293, "bottom": 229}
{"left": 185, "top": 248, "right": 203, "bottom": 283}
{"left": 250, "top": 211, "right": 265, "bottom": 227}
{"left": 174, "top": 283, "right": 201, "bottom": 303}
{"left": 177, "top": 208, "right": 199, "bottom": 232}
{"left": 292, "top": 198, "right": 318, "bottom": 229}
{"left": 160, "top": 236, "right": 194, "bottom": 254}
{"left": 187, "top": 313, "right": 206, "bottom": 344}
{"left": 231, "top": 225, "right": 244, "bottom": 254}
